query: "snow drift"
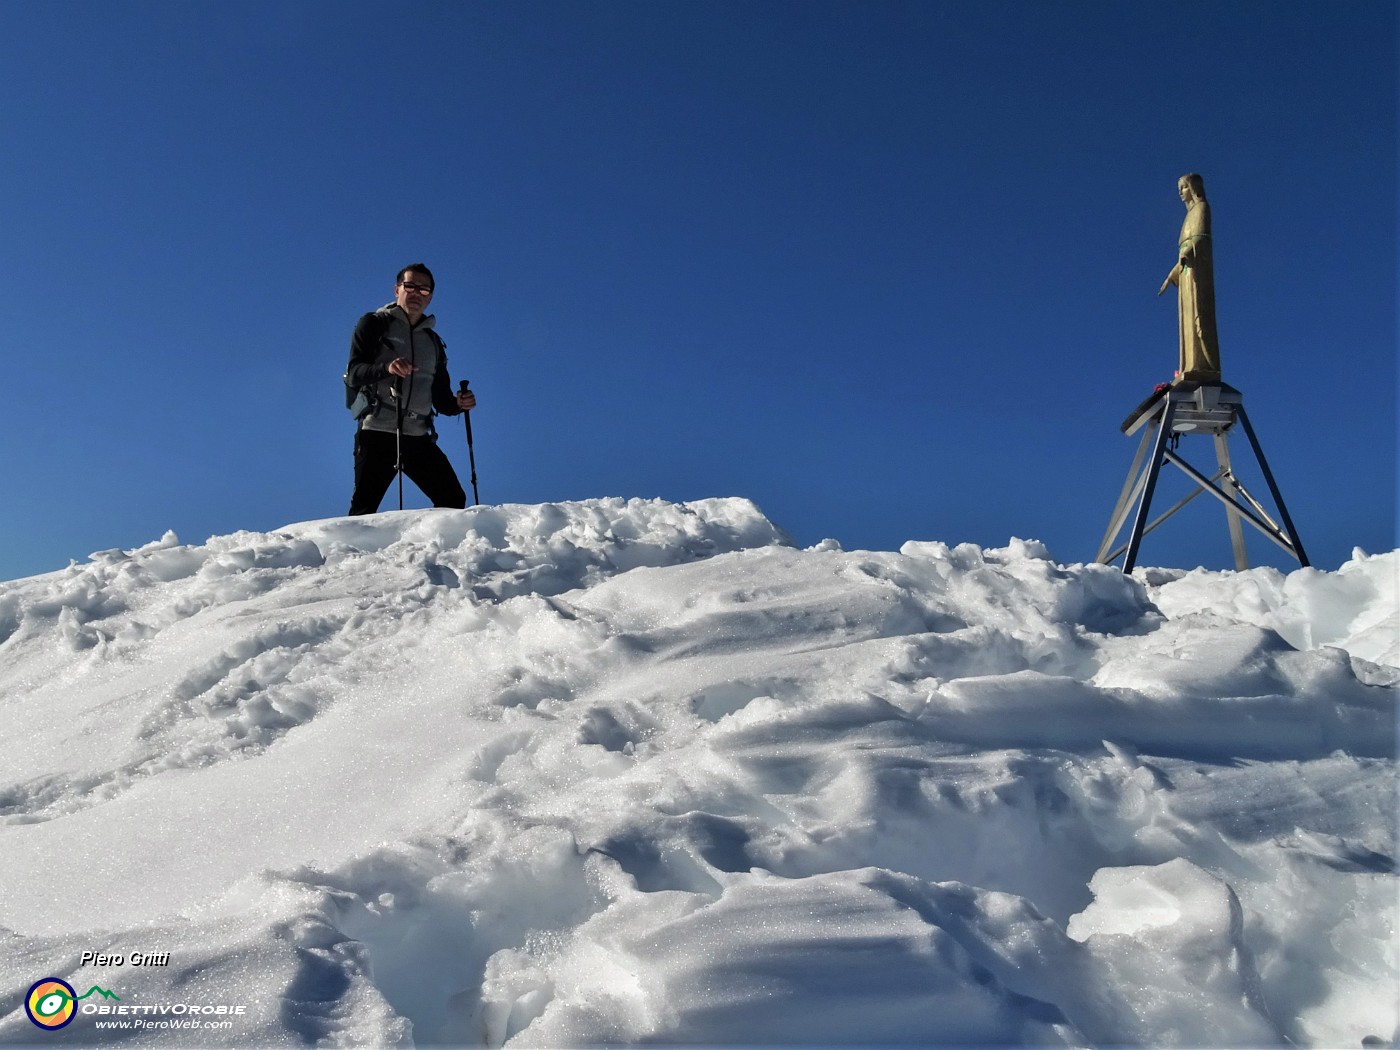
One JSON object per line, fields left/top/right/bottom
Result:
{"left": 0, "top": 497, "right": 1394, "bottom": 1048}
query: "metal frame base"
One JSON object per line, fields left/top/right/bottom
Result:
{"left": 1095, "top": 382, "right": 1309, "bottom": 573}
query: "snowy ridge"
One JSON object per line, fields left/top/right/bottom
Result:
{"left": 0, "top": 497, "right": 1395, "bottom": 1048}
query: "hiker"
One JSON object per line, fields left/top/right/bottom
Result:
{"left": 344, "top": 264, "right": 477, "bottom": 515}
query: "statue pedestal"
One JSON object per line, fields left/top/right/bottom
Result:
{"left": 1096, "top": 382, "right": 1308, "bottom": 572}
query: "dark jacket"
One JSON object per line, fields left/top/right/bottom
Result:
{"left": 345, "top": 305, "right": 462, "bottom": 436}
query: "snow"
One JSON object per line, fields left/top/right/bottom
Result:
{"left": 0, "top": 496, "right": 1395, "bottom": 1048}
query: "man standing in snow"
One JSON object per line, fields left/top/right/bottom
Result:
{"left": 345, "top": 264, "right": 477, "bottom": 514}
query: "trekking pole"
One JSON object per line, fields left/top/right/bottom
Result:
{"left": 394, "top": 376, "right": 404, "bottom": 511}
{"left": 459, "top": 380, "right": 480, "bottom": 505}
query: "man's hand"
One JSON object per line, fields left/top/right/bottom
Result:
{"left": 387, "top": 358, "right": 416, "bottom": 377}
{"left": 456, "top": 388, "right": 477, "bottom": 411}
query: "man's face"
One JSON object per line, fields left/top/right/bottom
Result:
{"left": 396, "top": 272, "right": 434, "bottom": 316}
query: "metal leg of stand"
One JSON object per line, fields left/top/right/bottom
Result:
{"left": 1214, "top": 433, "right": 1249, "bottom": 571}
{"left": 1122, "top": 398, "right": 1177, "bottom": 573}
{"left": 1096, "top": 425, "right": 1156, "bottom": 564}
{"left": 1235, "top": 406, "right": 1310, "bottom": 568}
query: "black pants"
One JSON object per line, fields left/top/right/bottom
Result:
{"left": 349, "top": 429, "right": 467, "bottom": 515}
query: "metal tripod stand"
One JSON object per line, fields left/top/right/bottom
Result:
{"left": 1096, "top": 382, "right": 1309, "bottom": 573}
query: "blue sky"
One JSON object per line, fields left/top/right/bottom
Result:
{"left": 2, "top": 1, "right": 1393, "bottom": 581}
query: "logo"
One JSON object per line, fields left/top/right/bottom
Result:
{"left": 25, "top": 978, "right": 120, "bottom": 1030}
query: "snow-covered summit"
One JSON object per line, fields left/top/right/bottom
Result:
{"left": 0, "top": 498, "right": 1395, "bottom": 1047}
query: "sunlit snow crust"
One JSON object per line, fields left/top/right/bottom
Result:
{"left": 0, "top": 498, "right": 1394, "bottom": 1047}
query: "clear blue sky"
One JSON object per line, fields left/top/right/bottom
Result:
{"left": 3, "top": 1, "right": 1393, "bottom": 581}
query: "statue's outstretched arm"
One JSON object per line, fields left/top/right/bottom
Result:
{"left": 1158, "top": 263, "right": 1181, "bottom": 296}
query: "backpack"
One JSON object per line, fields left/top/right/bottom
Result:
{"left": 344, "top": 312, "right": 446, "bottom": 421}
{"left": 345, "top": 383, "right": 377, "bottom": 421}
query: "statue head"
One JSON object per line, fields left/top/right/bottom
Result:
{"left": 1178, "top": 173, "right": 1206, "bottom": 203}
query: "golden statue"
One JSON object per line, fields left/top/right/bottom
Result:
{"left": 1158, "top": 173, "right": 1221, "bottom": 382}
